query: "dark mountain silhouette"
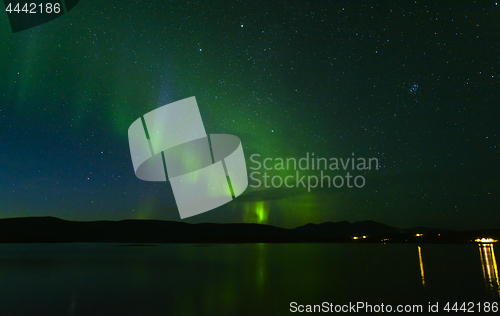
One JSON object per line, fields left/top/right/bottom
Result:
{"left": 0, "top": 216, "right": 498, "bottom": 244}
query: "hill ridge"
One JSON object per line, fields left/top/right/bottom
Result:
{"left": 0, "top": 217, "right": 497, "bottom": 244}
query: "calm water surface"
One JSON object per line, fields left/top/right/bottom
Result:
{"left": 0, "top": 243, "right": 498, "bottom": 315}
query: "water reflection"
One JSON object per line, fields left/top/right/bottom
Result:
{"left": 479, "top": 243, "right": 500, "bottom": 298}
{"left": 256, "top": 243, "right": 266, "bottom": 292}
{"left": 418, "top": 246, "right": 425, "bottom": 287}
{"left": 0, "top": 243, "right": 499, "bottom": 315}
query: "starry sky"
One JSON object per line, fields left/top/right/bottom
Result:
{"left": 0, "top": 0, "right": 498, "bottom": 230}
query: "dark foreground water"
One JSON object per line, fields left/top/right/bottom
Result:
{"left": 0, "top": 243, "right": 498, "bottom": 315}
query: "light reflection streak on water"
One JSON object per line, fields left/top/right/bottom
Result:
{"left": 479, "top": 243, "right": 500, "bottom": 298}
{"left": 418, "top": 246, "right": 425, "bottom": 287}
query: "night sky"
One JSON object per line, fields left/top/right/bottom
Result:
{"left": 0, "top": 0, "right": 498, "bottom": 230}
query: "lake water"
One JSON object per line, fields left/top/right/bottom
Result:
{"left": 0, "top": 243, "right": 498, "bottom": 315}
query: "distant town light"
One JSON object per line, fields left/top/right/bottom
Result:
{"left": 475, "top": 238, "right": 498, "bottom": 243}
{"left": 352, "top": 236, "right": 368, "bottom": 240}
{"left": 415, "top": 233, "right": 424, "bottom": 237}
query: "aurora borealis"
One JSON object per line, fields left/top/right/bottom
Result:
{"left": 0, "top": 0, "right": 498, "bottom": 230}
